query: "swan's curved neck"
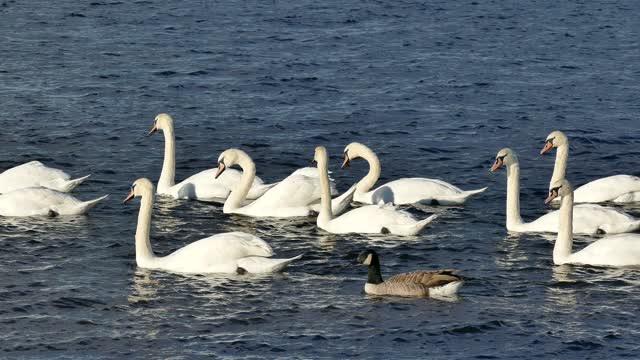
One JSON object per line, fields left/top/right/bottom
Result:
{"left": 158, "top": 123, "right": 176, "bottom": 191}
{"left": 505, "top": 162, "right": 524, "bottom": 228}
{"left": 355, "top": 147, "right": 381, "bottom": 194}
{"left": 136, "top": 190, "right": 156, "bottom": 264}
{"left": 551, "top": 144, "right": 568, "bottom": 187}
{"left": 367, "top": 256, "right": 384, "bottom": 284}
{"left": 554, "top": 191, "right": 574, "bottom": 264}
{"left": 224, "top": 153, "right": 256, "bottom": 213}
{"left": 317, "top": 153, "right": 334, "bottom": 226}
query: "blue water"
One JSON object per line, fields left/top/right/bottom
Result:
{"left": 2, "top": 0, "right": 640, "bottom": 358}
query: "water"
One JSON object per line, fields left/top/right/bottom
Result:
{"left": 1, "top": 0, "right": 640, "bottom": 358}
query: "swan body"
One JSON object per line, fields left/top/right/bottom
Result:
{"left": 216, "top": 149, "right": 353, "bottom": 218}
{"left": 542, "top": 130, "right": 640, "bottom": 203}
{"left": 342, "top": 142, "right": 486, "bottom": 205}
{"left": 0, "top": 161, "right": 90, "bottom": 193}
{"left": 314, "top": 146, "right": 437, "bottom": 235}
{"left": 357, "top": 250, "right": 463, "bottom": 298}
{"left": 0, "top": 187, "right": 107, "bottom": 216}
{"left": 491, "top": 148, "right": 640, "bottom": 235}
{"left": 546, "top": 179, "right": 640, "bottom": 266}
{"left": 148, "top": 113, "right": 275, "bottom": 201}
{"left": 124, "top": 178, "right": 301, "bottom": 274}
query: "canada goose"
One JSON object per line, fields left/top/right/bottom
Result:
{"left": 356, "top": 250, "right": 463, "bottom": 298}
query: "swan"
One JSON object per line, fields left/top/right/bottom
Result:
{"left": 341, "top": 142, "right": 487, "bottom": 205}
{"left": 491, "top": 148, "right": 640, "bottom": 234}
{"left": 545, "top": 179, "right": 640, "bottom": 266}
{"left": 357, "top": 249, "right": 463, "bottom": 297}
{"left": 147, "top": 113, "right": 276, "bottom": 201}
{"left": 541, "top": 130, "right": 640, "bottom": 203}
{"left": 123, "top": 178, "right": 301, "bottom": 273}
{"left": 215, "top": 148, "right": 355, "bottom": 218}
{"left": 314, "top": 146, "right": 437, "bottom": 235}
{"left": 0, "top": 187, "right": 108, "bottom": 216}
{"left": 0, "top": 161, "right": 90, "bottom": 193}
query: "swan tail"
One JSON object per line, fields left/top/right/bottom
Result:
{"left": 237, "top": 254, "right": 303, "bottom": 273}
{"left": 330, "top": 184, "right": 357, "bottom": 215}
{"left": 620, "top": 220, "right": 640, "bottom": 234}
{"left": 463, "top": 187, "right": 488, "bottom": 196}
{"left": 386, "top": 214, "right": 438, "bottom": 236}
{"left": 57, "top": 174, "right": 92, "bottom": 192}
{"left": 429, "top": 280, "right": 464, "bottom": 298}
{"left": 77, "top": 194, "right": 109, "bottom": 213}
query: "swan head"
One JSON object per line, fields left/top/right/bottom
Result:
{"left": 357, "top": 249, "right": 379, "bottom": 266}
{"left": 341, "top": 142, "right": 370, "bottom": 169}
{"left": 490, "top": 148, "right": 518, "bottom": 172}
{"left": 146, "top": 113, "right": 174, "bottom": 136}
{"left": 541, "top": 130, "right": 567, "bottom": 154}
{"left": 216, "top": 149, "right": 249, "bottom": 179}
{"left": 123, "top": 178, "right": 154, "bottom": 203}
{"left": 545, "top": 179, "right": 572, "bottom": 204}
{"left": 313, "top": 146, "right": 328, "bottom": 167}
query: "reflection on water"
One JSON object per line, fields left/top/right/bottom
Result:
{"left": 495, "top": 233, "right": 530, "bottom": 268}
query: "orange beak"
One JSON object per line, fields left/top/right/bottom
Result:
{"left": 544, "top": 190, "right": 558, "bottom": 204}
{"left": 146, "top": 124, "right": 158, "bottom": 137}
{"left": 340, "top": 153, "right": 350, "bottom": 169}
{"left": 540, "top": 141, "right": 553, "bottom": 155}
{"left": 123, "top": 190, "right": 135, "bottom": 204}
{"left": 490, "top": 158, "right": 503, "bottom": 172}
{"left": 215, "top": 162, "right": 226, "bottom": 179}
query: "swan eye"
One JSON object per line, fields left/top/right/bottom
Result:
{"left": 546, "top": 138, "right": 554, "bottom": 145}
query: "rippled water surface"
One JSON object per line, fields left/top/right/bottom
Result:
{"left": 2, "top": 0, "right": 640, "bottom": 358}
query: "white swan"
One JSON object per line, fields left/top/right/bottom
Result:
{"left": 541, "top": 130, "right": 640, "bottom": 203}
{"left": 123, "top": 178, "right": 301, "bottom": 273}
{"left": 315, "top": 146, "right": 437, "bottom": 235}
{"left": 0, "top": 187, "right": 108, "bottom": 217}
{"left": 545, "top": 179, "right": 640, "bottom": 266}
{"left": 341, "top": 142, "right": 486, "bottom": 205}
{"left": 216, "top": 149, "right": 355, "bottom": 218}
{"left": 0, "top": 161, "right": 90, "bottom": 193}
{"left": 147, "top": 113, "right": 275, "bottom": 201}
{"left": 491, "top": 148, "right": 640, "bottom": 235}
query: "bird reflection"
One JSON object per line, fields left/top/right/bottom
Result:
{"left": 545, "top": 265, "right": 578, "bottom": 310}
{"left": 495, "top": 233, "right": 529, "bottom": 268}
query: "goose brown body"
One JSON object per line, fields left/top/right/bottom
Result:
{"left": 357, "top": 250, "right": 463, "bottom": 298}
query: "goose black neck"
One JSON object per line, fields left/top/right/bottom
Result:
{"left": 367, "top": 254, "right": 384, "bottom": 284}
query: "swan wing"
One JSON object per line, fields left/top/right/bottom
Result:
{"left": 0, "top": 161, "right": 71, "bottom": 193}
{"left": 523, "top": 205, "right": 638, "bottom": 235}
{"left": 0, "top": 187, "right": 106, "bottom": 216}
{"left": 368, "top": 178, "right": 470, "bottom": 205}
{"left": 161, "top": 232, "right": 274, "bottom": 272}
{"left": 568, "top": 234, "right": 640, "bottom": 266}
{"left": 323, "top": 205, "right": 425, "bottom": 234}
{"left": 245, "top": 174, "right": 320, "bottom": 210}
{"left": 170, "top": 168, "right": 269, "bottom": 201}
{"left": 573, "top": 175, "right": 640, "bottom": 203}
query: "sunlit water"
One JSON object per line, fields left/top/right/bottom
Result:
{"left": 1, "top": 0, "right": 640, "bottom": 358}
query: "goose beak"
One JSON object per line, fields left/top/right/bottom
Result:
{"left": 123, "top": 190, "right": 135, "bottom": 204}
{"left": 490, "top": 158, "right": 503, "bottom": 172}
{"left": 146, "top": 124, "right": 158, "bottom": 137}
{"left": 544, "top": 190, "right": 558, "bottom": 204}
{"left": 540, "top": 141, "right": 553, "bottom": 155}
{"left": 340, "top": 153, "right": 350, "bottom": 169}
{"left": 215, "top": 162, "right": 226, "bottom": 179}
